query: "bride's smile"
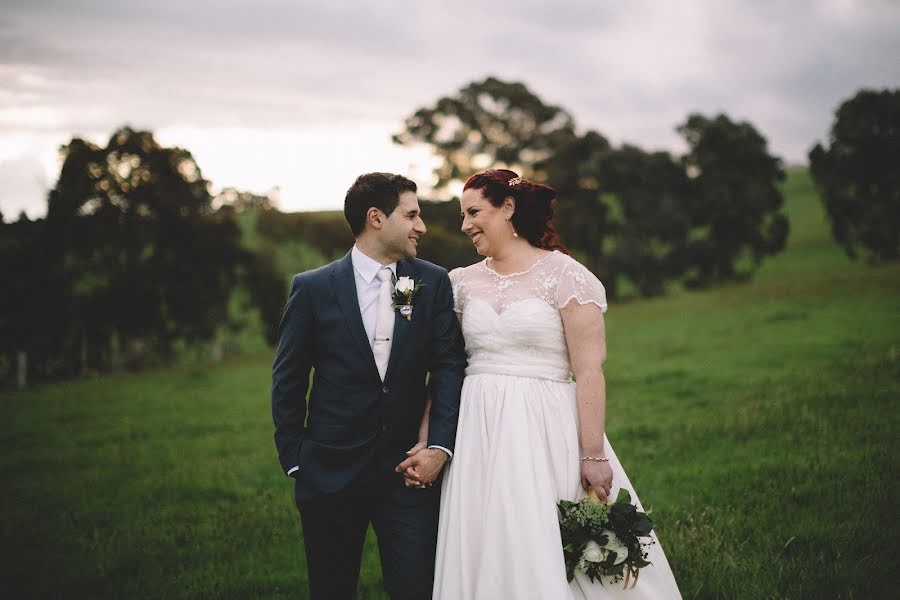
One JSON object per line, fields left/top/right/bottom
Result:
{"left": 460, "top": 187, "right": 516, "bottom": 257}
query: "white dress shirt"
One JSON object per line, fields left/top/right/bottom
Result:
{"left": 351, "top": 245, "right": 397, "bottom": 347}
{"left": 287, "top": 247, "right": 451, "bottom": 477}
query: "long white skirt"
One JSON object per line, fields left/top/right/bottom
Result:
{"left": 433, "top": 373, "right": 682, "bottom": 599}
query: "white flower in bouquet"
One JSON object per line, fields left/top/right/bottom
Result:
{"left": 602, "top": 530, "right": 629, "bottom": 565}
{"left": 582, "top": 540, "right": 604, "bottom": 563}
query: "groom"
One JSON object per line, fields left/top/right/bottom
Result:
{"left": 272, "top": 172, "right": 466, "bottom": 599}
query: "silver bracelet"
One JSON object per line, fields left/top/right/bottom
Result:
{"left": 580, "top": 455, "right": 609, "bottom": 462}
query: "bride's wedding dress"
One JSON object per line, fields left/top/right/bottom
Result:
{"left": 433, "top": 251, "right": 682, "bottom": 599}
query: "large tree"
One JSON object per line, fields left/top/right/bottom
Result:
{"left": 531, "top": 130, "right": 615, "bottom": 286}
{"left": 46, "top": 127, "right": 245, "bottom": 366}
{"left": 677, "top": 114, "right": 789, "bottom": 286}
{"left": 600, "top": 146, "right": 693, "bottom": 297}
{"left": 393, "top": 76, "right": 576, "bottom": 190}
{"left": 809, "top": 88, "right": 900, "bottom": 261}
{"left": 394, "top": 79, "right": 624, "bottom": 286}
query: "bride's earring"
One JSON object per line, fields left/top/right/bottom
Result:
{"left": 508, "top": 217, "right": 518, "bottom": 238}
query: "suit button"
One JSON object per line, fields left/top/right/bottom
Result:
{"left": 382, "top": 425, "right": 391, "bottom": 432}
{"left": 382, "top": 386, "right": 390, "bottom": 394}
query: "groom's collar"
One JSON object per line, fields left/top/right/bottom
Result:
{"left": 351, "top": 245, "right": 397, "bottom": 284}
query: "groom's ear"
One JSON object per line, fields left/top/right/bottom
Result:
{"left": 366, "top": 207, "right": 384, "bottom": 231}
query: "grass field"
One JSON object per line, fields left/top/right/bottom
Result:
{"left": 2, "top": 170, "right": 898, "bottom": 598}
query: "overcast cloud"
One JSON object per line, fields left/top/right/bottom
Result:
{"left": 2, "top": 0, "right": 898, "bottom": 218}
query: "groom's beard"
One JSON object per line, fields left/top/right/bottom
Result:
{"left": 382, "top": 235, "right": 420, "bottom": 261}
{"left": 405, "top": 235, "right": 420, "bottom": 258}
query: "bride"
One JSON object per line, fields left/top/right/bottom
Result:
{"left": 426, "top": 169, "right": 682, "bottom": 599}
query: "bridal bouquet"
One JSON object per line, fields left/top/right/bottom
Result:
{"left": 558, "top": 487, "right": 654, "bottom": 589}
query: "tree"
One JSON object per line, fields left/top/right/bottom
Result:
{"left": 0, "top": 215, "right": 72, "bottom": 383}
{"left": 214, "top": 187, "right": 276, "bottom": 213}
{"left": 677, "top": 114, "right": 789, "bottom": 286}
{"left": 393, "top": 76, "right": 576, "bottom": 190}
{"left": 242, "top": 247, "right": 287, "bottom": 346}
{"left": 256, "top": 209, "right": 354, "bottom": 259}
{"left": 531, "top": 130, "right": 616, "bottom": 288}
{"left": 538, "top": 137, "right": 693, "bottom": 298}
{"left": 394, "top": 78, "right": 789, "bottom": 298}
{"left": 600, "top": 146, "right": 693, "bottom": 297}
{"left": 809, "top": 89, "right": 900, "bottom": 261}
{"left": 46, "top": 127, "right": 246, "bottom": 367}
{"left": 394, "top": 79, "right": 622, "bottom": 286}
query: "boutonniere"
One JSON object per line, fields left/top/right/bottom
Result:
{"left": 391, "top": 276, "right": 424, "bottom": 321}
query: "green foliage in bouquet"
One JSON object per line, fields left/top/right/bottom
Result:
{"left": 558, "top": 488, "right": 654, "bottom": 586}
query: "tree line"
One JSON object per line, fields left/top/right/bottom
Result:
{"left": 394, "top": 78, "right": 789, "bottom": 298}
{"left": 0, "top": 129, "right": 284, "bottom": 384}
{"left": 1, "top": 81, "right": 896, "bottom": 386}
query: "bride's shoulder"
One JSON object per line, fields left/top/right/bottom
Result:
{"left": 544, "top": 250, "right": 591, "bottom": 275}
{"left": 544, "top": 251, "right": 608, "bottom": 312}
{"left": 448, "top": 267, "right": 463, "bottom": 287}
{"left": 449, "top": 260, "right": 486, "bottom": 285}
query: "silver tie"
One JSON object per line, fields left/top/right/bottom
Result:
{"left": 372, "top": 268, "right": 395, "bottom": 381}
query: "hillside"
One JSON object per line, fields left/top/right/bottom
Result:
{"left": 1, "top": 169, "right": 897, "bottom": 598}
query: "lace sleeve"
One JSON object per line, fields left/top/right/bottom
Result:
{"left": 448, "top": 267, "right": 465, "bottom": 313}
{"left": 556, "top": 259, "right": 608, "bottom": 313}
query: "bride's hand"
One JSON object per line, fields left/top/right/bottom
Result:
{"left": 581, "top": 460, "right": 614, "bottom": 501}
{"left": 405, "top": 440, "right": 427, "bottom": 457}
{"left": 396, "top": 448, "right": 448, "bottom": 487}
{"left": 398, "top": 440, "right": 427, "bottom": 487}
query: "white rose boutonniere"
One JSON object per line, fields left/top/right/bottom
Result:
{"left": 394, "top": 276, "right": 415, "bottom": 294}
{"left": 391, "top": 276, "right": 424, "bottom": 321}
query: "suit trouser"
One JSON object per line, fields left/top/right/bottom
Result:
{"left": 297, "top": 468, "right": 441, "bottom": 600}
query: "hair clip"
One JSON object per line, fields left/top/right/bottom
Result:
{"left": 508, "top": 176, "right": 524, "bottom": 187}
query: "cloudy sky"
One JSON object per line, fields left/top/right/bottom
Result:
{"left": 2, "top": 0, "right": 898, "bottom": 220}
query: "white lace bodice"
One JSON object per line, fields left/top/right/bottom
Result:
{"left": 449, "top": 250, "right": 608, "bottom": 382}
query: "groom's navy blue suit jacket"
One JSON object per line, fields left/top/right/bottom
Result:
{"left": 272, "top": 252, "right": 466, "bottom": 503}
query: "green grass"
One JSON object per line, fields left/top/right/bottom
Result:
{"left": 2, "top": 169, "right": 898, "bottom": 598}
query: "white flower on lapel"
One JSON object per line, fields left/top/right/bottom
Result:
{"left": 391, "top": 276, "right": 424, "bottom": 321}
{"left": 394, "top": 276, "right": 415, "bottom": 294}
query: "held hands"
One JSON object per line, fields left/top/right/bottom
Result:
{"left": 395, "top": 441, "right": 448, "bottom": 488}
{"left": 581, "top": 459, "right": 614, "bottom": 501}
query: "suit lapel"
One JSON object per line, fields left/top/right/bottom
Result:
{"left": 384, "top": 259, "right": 417, "bottom": 382}
{"left": 331, "top": 252, "right": 378, "bottom": 372}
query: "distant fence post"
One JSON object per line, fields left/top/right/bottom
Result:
{"left": 16, "top": 351, "right": 27, "bottom": 389}
{"left": 129, "top": 339, "right": 144, "bottom": 371}
{"left": 80, "top": 334, "right": 88, "bottom": 377}
{"left": 212, "top": 342, "right": 223, "bottom": 364}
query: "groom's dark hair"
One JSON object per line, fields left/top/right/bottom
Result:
{"left": 344, "top": 172, "right": 418, "bottom": 237}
